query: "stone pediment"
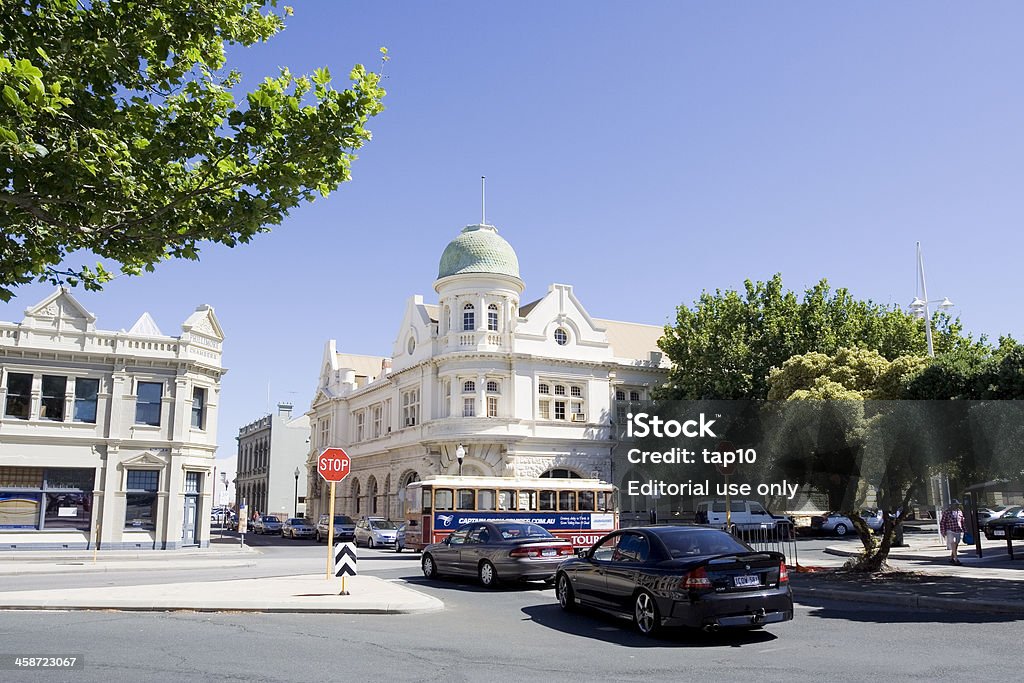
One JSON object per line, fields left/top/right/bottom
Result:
{"left": 23, "top": 288, "right": 96, "bottom": 330}
{"left": 120, "top": 452, "right": 168, "bottom": 468}
{"left": 181, "top": 305, "right": 224, "bottom": 343}
{"left": 310, "top": 388, "right": 333, "bottom": 407}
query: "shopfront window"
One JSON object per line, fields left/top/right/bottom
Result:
{"left": 0, "top": 467, "right": 94, "bottom": 531}
{"left": 125, "top": 469, "right": 159, "bottom": 531}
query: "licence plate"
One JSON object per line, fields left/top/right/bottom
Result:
{"left": 734, "top": 575, "right": 760, "bottom": 588}
{"left": 994, "top": 529, "right": 1006, "bottom": 537}
{"left": 542, "top": 548, "right": 557, "bottom": 557}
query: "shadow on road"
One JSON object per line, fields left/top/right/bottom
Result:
{"left": 799, "top": 601, "right": 1020, "bottom": 624}
{"left": 402, "top": 575, "right": 552, "bottom": 594}
{"left": 519, "top": 603, "right": 780, "bottom": 648}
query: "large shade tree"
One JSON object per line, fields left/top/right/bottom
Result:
{"left": 657, "top": 274, "right": 971, "bottom": 401}
{"left": 0, "top": 0, "right": 387, "bottom": 300}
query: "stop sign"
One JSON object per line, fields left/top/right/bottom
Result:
{"left": 318, "top": 447, "right": 351, "bottom": 483}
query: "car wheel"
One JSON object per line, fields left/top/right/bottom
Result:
{"left": 422, "top": 554, "right": 438, "bottom": 579}
{"left": 556, "top": 573, "right": 575, "bottom": 612}
{"left": 479, "top": 560, "right": 498, "bottom": 588}
{"left": 834, "top": 524, "right": 849, "bottom": 536}
{"left": 634, "top": 591, "right": 661, "bottom": 636}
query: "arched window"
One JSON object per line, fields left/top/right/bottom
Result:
{"left": 538, "top": 383, "right": 550, "bottom": 395}
{"left": 463, "top": 303, "right": 475, "bottom": 331}
{"left": 351, "top": 479, "right": 361, "bottom": 516}
{"left": 615, "top": 390, "right": 626, "bottom": 401}
{"left": 463, "top": 380, "right": 476, "bottom": 393}
{"left": 487, "top": 304, "right": 499, "bottom": 331}
{"left": 368, "top": 476, "right": 378, "bottom": 515}
{"left": 540, "top": 468, "right": 582, "bottom": 479}
{"left": 486, "top": 380, "right": 499, "bottom": 393}
{"left": 554, "top": 385, "right": 566, "bottom": 396}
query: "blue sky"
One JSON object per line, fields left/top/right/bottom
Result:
{"left": 3, "top": 2, "right": 1023, "bottom": 484}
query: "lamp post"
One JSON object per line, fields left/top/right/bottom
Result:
{"left": 910, "top": 241, "right": 955, "bottom": 531}
{"left": 294, "top": 467, "right": 300, "bottom": 518}
{"left": 455, "top": 443, "right": 465, "bottom": 477}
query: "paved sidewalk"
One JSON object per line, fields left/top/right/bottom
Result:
{"left": 791, "top": 534, "right": 1024, "bottom": 616}
{"left": 0, "top": 573, "right": 443, "bottom": 614}
{"left": 0, "top": 546, "right": 258, "bottom": 576}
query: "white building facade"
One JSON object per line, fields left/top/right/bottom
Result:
{"left": 0, "top": 289, "right": 226, "bottom": 550}
{"left": 235, "top": 402, "right": 310, "bottom": 520}
{"left": 305, "top": 223, "right": 669, "bottom": 522}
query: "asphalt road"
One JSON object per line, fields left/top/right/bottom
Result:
{"left": 2, "top": 534, "right": 1022, "bottom": 682}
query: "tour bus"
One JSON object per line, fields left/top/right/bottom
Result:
{"left": 403, "top": 475, "right": 619, "bottom": 551}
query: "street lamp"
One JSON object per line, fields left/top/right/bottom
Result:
{"left": 455, "top": 443, "right": 465, "bottom": 477}
{"left": 294, "top": 467, "right": 300, "bottom": 518}
{"left": 910, "top": 241, "right": 955, "bottom": 530}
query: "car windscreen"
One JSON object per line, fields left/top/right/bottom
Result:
{"left": 657, "top": 529, "right": 749, "bottom": 558}
{"left": 494, "top": 523, "right": 553, "bottom": 539}
{"left": 287, "top": 519, "right": 304, "bottom": 524}
{"left": 334, "top": 516, "right": 354, "bottom": 525}
{"left": 263, "top": 516, "right": 279, "bottom": 522}
{"left": 371, "top": 520, "right": 398, "bottom": 530}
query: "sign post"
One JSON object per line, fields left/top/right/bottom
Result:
{"left": 716, "top": 441, "right": 737, "bottom": 531}
{"left": 334, "top": 542, "right": 357, "bottom": 595}
{"left": 317, "top": 447, "right": 352, "bottom": 581}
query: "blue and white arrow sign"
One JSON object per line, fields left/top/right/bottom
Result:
{"left": 334, "top": 542, "right": 357, "bottom": 578}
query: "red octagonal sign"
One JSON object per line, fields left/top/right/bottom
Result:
{"left": 318, "top": 447, "right": 351, "bottom": 483}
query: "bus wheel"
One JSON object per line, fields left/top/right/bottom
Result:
{"left": 479, "top": 560, "right": 499, "bottom": 588}
{"left": 422, "top": 554, "right": 438, "bottom": 579}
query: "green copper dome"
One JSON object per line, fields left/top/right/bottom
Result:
{"left": 437, "top": 224, "right": 521, "bottom": 280}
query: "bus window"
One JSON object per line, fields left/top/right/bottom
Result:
{"left": 457, "top": 489, "right": 475, "bottom": 510}
{"left": 406, "top": 489, "right": 422, "bottom": 514}
{"left": 421, "top": 489, "right": 432, "bottom": 513}
{"left": 559, "top": 490, "right": 576, "bottom": 511}
{"left": 498, "top": 490, "right": 515, "bottom": 510}
{"left": 578, "top": 491, "right": 595, "bottom": 511}
{"left": 435, "top": 489, "right": 454, "bottom": 511}
{"left": 478, "top": 489, "right": 496, "bottom": 510}
{"left": 539, "top": 490, "right": 557, "bottom": 511}
{"left": 517, "top": 491, "right": 536, "bottom": 511}
{"left": 598, "top": 492, "right": 611, "bottom": 512}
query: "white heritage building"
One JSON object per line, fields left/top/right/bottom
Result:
{"left": 304, "top": 223, "right": 670, "bottom": 523}
{"left": 0, "top": 289, "right": 225, "bottom": 550}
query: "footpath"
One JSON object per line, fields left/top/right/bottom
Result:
{"left": 792, "top": 533, "right": 1024, "bottom": 616}
{"left": 0, "top": 545, "right": 442, "bottom": 614}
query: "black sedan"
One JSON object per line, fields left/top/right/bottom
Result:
{"left": 554, "top": 526, "right": 793, "bottom": 636}
{"left": 984, "top": 506, "right": 1024, "bottom": 540}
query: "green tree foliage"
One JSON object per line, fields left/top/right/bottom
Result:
{"left": 657, "top": 274, "right": 968, "bottom": 400}
{"left": 905, "top": 338, "right": 1024, "bottom": 400}
{"left": 765, "top": 350, "right": 938, "bottom": 571}
{"left": 0, "top": 0, "right": 386, "bottom": 300}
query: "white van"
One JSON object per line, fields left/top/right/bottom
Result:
{"left": 694, "top": 500, "right": 794, "bottom": 538}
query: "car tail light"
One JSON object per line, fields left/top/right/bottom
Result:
{"left": 509, "top": 545, "right": 573, "bottom": 558}
{"left": 779, "top": 561, "right": 789, "bottom": 584}
{"left": 679, "top": 566, "right": 711, "bottom": 590}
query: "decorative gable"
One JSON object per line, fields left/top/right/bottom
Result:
{"left": 22, "top": 288, "right": 96, "bottom": 333}
{"left": 181, "top": 304, "right": 223, "bottom": 350}
{"left": 119, "top": 451, "right": 168, "bottom": 469}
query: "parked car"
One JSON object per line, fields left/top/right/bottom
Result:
{"left": 282, "top": 517, "right": 315, "bottom": 539}
{"left": 695, "top": 500, "right": 795, "bottom": 538}
{"left": 984, "top": 506, "right": 1024, "bottom": 540}
{"left": 421, "top": 521, "right": 574, "bottom": 587}
{"left": 555, "top": 525, "right": 793, "bottom": 636}
{"left": 395, "top": 522, "right": 407, "bottom": 553}
{"left": 355, "top": 518, "right": 400, "bottom": 548}
{"left": 252, "top": 515, "right": 282, "bottom": 535}
{"left": 226, "top": 513, "right": 239, "bottom": 531}
{"left": 315, "top": 514, "right": 356, "bottom": 543}
{"left": 977, "top": 506, "right": 1010, "bottom": 524}
{"left": 809, "top": 511, "right": 883, "bottom": 536}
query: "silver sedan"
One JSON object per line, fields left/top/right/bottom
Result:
{"left": 421, "top": 521, "right": 575, "bottom": 587}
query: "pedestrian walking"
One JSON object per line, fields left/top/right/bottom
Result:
{"left": 939, "top": 499, "right": 965, "bottom": 565}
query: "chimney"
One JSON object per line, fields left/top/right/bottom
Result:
{"left": 381, "top": 358, "right": 393, "bottom": 375}
{"left": 277, "top": 402, "right": 293, "bottom": 420}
